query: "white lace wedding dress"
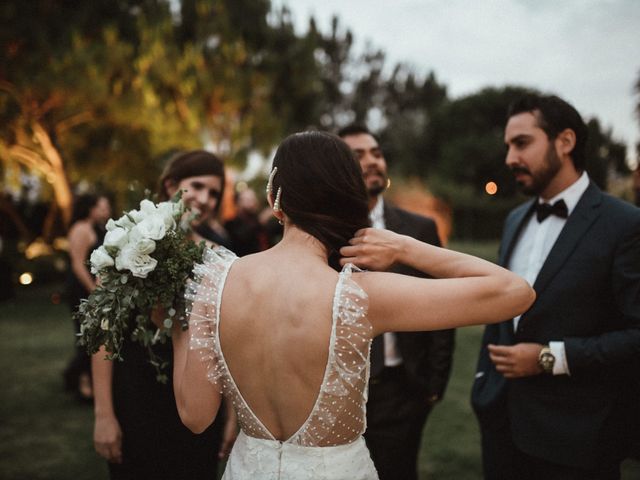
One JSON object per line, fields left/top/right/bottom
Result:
{"left": 186, "top": 247, "right": 379, "bottom": 479}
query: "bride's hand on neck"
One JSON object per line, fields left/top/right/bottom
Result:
{"left": 339, "top": 228, "right": 406, "bottom": 271}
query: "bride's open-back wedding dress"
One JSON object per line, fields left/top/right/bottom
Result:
{"left": 186, "top": 247, "right": 379, "bottom": 479}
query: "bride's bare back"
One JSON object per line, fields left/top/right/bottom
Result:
{"left": 185, "top": 238, "right": 373, "bottom": 447}
{"left": 220, "top": 249, "right": 339, "bottom": 440}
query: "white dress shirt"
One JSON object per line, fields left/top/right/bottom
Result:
{"left": 370, "top": 197, "right": 403, "bottom": 367}
{"left": 508, "top": 172, "right": 590, "bottom": 375}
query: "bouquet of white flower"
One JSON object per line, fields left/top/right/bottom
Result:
{"left": 75, "top": 195, "right": 206, "bottom": 382}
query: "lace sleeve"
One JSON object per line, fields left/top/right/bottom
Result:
{"left": 184, "top": 246, "right": 237, "bottom": 390}
{"left": 291, "top": 263, "right": 373, "bottom": 447}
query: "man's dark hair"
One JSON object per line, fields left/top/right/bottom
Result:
{"left": 270, "top": 131, "right": 370, "bottom": 267}
{"left": 157, "top": 150, "right": 226, "bottom": 212}
{"left": 507, "top": 94, "right": 588, "bottom": 170}
{"left": 337, "top": 124, "right": 380, "bottom": 143}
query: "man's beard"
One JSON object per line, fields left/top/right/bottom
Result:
{"left": 511, "top": 145, "right": 562, "bottom": 196}
{"left": 364, "top": 168, "right": 388, "bottom": 198}
{"left": 368, "top": 182, "right": 387, "bottom": 198}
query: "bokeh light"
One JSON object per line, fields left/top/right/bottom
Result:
{"left": 19, "top": 272, "right": 33, "bottom": 285}
{"left": 485, "top": 181, "right": 498, "bottom": 195}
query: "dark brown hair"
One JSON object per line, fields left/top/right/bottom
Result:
{"left": 270, "top": 131, "right": 370, "bottom": 266}
{"left": 507, "top": 94, "right": 588, "bottom": 170}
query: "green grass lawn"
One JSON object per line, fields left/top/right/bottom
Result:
{"left": 1, "top": 241, "right": 639, "bottom": 479}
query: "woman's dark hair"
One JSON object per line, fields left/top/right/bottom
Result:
{"left": 507, "top": 94, "right": 588, "bottom": 170}
{"left": 270, "top": 131, "right": 370, "bottom": 267}
{"left": 157, "top": 150, "right": 226, "bottom": 212}
{"left": 71, "top": 193, "right": 100, "bottom": 224}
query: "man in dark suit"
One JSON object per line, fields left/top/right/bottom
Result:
{"left": 339, "top": 125, "right": 455, "bottom": 480}
{"left": 471, "top": 94, "right": 640, "bottom": 480}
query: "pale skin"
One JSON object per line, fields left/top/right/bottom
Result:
{"left": 171, "top": 202, "right": 535, "bottom": 437}
{"left": 68, "top": 197, "right": 111, "bottom": 293}
{"left": 91, "top": 174, "right": 238, "bottom": 464}
{"left": 491, "top": 111, "right": 581, "bottom": 378}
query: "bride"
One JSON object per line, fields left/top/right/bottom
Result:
{"left": 168, "top": 131, "right": 535, "bottom": 479}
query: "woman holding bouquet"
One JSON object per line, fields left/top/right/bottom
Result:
{"left": 92, "top": 151, "right": 237, "bottom": 480}
{"left": 168, "top": 131, "right": 535, "bottom": 479}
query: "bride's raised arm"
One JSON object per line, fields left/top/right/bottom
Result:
{"left": 340, "top": 228, "right": 535, "bottom": 336}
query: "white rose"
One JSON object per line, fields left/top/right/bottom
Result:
{"left": 135, "top": 214, "right": 166, "bottom": 240}
{"left": 139, "top": 199, "right": 158, "bottom": 215}
{"left": 157, "top": 201, "right": 177, "bottom": 229}
{"left": 103, "top": 228, "right": 129, "bottom": 249}
{"left": 128, "top": 228, "right": 156, "bottom": 255}
{"left": 115, "top": 244, "right": 158, "bottom": 278}
{"left": 115, "top": 214, "right": 136, "bottom": 230}
{"left": 128, "top": 209, "right": 145, "bottom": 224}
{"left": 90, "top": 246, "right": 115, "bottom": 274}
{"left": 105, "top": 219, "right": 117, "bottom": 231}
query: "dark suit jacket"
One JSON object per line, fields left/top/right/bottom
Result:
{"left": 382, "top": 201, "right": 455, "bottom": 399}
{"left": 471, "top": 182, "right": 640, "bottom": 469}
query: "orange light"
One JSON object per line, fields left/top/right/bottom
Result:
{"left": 485, "top": 181, "right": 498, "bottom": 195}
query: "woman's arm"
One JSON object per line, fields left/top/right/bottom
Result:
{"left": 92, "top": 347, "right": 122, "bottom": 464}
{"left": 341, "top": 228, "right": 535, "bottom": 335}
{"left": 68, "top": 223, "right": 97, "bottom": 292}
{"left": 171, "top": 307, "right": 222, "bottom": 434}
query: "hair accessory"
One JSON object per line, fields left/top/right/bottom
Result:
{"left": 266, "top": 167, "right": 283, "bottom": 213}
{"left": 266, "top": 167, "right": 277, "bottom": 198}
{"left": 273, "top": 186, "right": 282, "bottom": 212}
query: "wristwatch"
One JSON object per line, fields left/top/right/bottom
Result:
{"left": 537, "top": 345, "right": 555, "bottom": 374}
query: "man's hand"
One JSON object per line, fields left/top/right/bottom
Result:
{"left": 488, "top": 343, "right": 544, "bottom": 378}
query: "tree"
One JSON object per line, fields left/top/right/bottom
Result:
{"left": 0, "top": 0, "right": 298, "bottom": 238}
{"left": 1, "top": 1, "right": 165, "bottom": 236}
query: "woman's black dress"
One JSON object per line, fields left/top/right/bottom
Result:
{"left": 108, "top": 226, "right": 232, "bottom": 480}
{"left": 63, "top": 225, "right": 105, "bottom": 393}
{"left": 109, "top": 340, "right": 222, "bottom": 480}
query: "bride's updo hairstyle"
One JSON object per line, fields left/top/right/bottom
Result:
{"left": 271, "top": 131, "right": 370, "bottom": 264}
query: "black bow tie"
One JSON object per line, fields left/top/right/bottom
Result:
{"left": 535, "top": 199, "right": 568, "bottom": 222}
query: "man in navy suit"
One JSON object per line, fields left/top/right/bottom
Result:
{"left": 471, "top": 94, "right": 640, "bottom": 480}
{"left": 339, "top": 125, "right": 455, "bottom": 480}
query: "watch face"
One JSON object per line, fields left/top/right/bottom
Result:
{"left": 538, "top": 349, "right": 555, "bottom": 373}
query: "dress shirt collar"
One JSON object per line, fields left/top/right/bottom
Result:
{"left": 369, "top": 196, "right": 385, "bottom": 226}
{"left": 539, "top": 171, "right": 589, "bottom": 216}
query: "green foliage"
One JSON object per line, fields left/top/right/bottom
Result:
{"left": 75, "top": 198, "right": 205, "bottom": 382}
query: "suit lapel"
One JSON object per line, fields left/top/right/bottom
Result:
{"left": 531, "top": 182, "right": 602, "bottom": 296}
{"left": 382, "top": 202, "right": 403, "bottom": 233}
{"left": 499, "top": 200, "right": 536, "bottom": 267}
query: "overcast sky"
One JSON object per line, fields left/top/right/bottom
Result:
{"left": 277, "top": 0, "right": 640, "bottom": 167}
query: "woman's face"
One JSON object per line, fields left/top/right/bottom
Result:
{"left": 91, "top": 197, "right": 112, "bottom": 225}
{"left": 167, "top": 175, "right": 223, "bottom": 220}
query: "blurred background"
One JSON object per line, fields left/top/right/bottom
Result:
{"left": 1, "top": 1, "right": 639, "bottom": 478}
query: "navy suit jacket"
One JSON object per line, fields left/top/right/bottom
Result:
{"left": 471, "top": 182, "right": 640, "bottom": 468}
